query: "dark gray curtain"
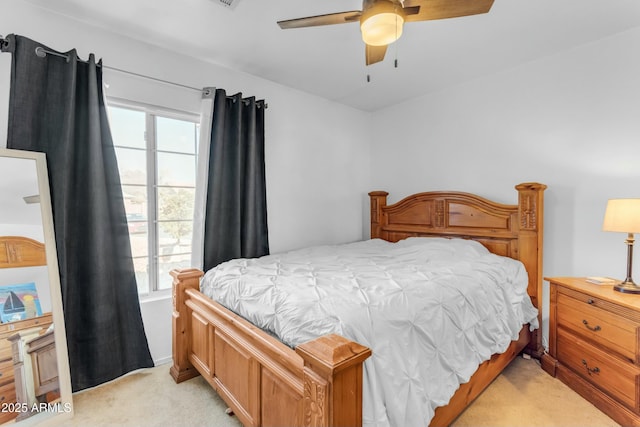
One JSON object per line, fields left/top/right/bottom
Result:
{"left": 203, "top": 89, "right": 269, "bottom": 271}
{"left": 1, "top": 34, "right": 153, "bottom": 391}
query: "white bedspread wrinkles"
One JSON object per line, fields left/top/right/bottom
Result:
{"left": 201, "top": 237, "right": 539, "bottom": 426}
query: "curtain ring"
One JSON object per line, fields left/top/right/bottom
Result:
{"left": 34, "top": 46, "right": 70, "bottom": 63}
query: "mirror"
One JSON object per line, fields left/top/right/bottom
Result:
{"left": 0, "top": 148, "right": 72, "bottom": 425}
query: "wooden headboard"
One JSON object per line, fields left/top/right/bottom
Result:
{"left": 369, "top": 183, "right": 546, "bottom": 354}
{"left": 0, "top": 236, "right": 47, "bottom": 269}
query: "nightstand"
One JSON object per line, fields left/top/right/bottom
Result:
{"left": 542, "top": 277, "right": 640, "bottom": 426}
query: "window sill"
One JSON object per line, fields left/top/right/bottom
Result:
{"left": 139, "top": 289, "right": 172, "bottom": 304}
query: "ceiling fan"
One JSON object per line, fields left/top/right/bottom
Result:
{"left": 277, "top": 0, "right": 495, "bottom": 66}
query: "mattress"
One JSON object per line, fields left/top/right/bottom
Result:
{"left": 201, "top": 237, "right": 539, "bottom": 426}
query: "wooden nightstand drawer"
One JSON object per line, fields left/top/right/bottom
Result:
{"left": 0, "top": 379, "right": 16, "bottom": 406}
{"left": 0, "top": 382, "right": 17, "bottom": 424}
{"left": 557, "top": 291, "right": 640, "bottom": 363}
{"left": 558, "top": 327, "right": 640, "bottom": 412}
{"left": 0, "top": 345, "right": 11, "bottom": 364}
{"left": 0, "top": 362, "right": 14, "bottom": 386}
{"left": 0, "top": 379, "right": 18, "bottom": 424}
{"left": 0, "top": 410, "right": 16, "bottom": 424}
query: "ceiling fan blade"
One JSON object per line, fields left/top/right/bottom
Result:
{"left": 365, "top": 44, "right": 387, "bottom": 66}
{"left": 402, "top": 6, "right": 422, "bottom": 17}
{"left": 403, "top": 0, "right": 494, "bottom": 22}
{"left": 278, "top": 11, "right": 362, "bottom": 29}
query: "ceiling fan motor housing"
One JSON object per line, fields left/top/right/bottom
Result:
{"left": 360, "top": 0, "right": 406, "bottom": 46}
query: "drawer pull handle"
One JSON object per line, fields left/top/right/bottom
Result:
{"left": 587, "top": 299, "right": 595, "bottom": 305}
{"left": 581, "top": 359, "right": 600, "bottom": 376}
{"left": 582, "top": 320, "right": 601, "bottom": 332}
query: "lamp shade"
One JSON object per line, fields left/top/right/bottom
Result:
{"left": 603, "top": 199, "right": 640, "bottom": 233}
{"left": 360, "top": 1, "right": 404, "bottom": 47}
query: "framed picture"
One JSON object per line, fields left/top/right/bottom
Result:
{"left": 0, "top": 282, "right": 42, "bottom": 323}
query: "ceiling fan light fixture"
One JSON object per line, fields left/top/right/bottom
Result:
{"left": 360, "top": 1, "right": 404, "bottom": 47}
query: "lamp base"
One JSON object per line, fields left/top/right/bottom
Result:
{"left": 614, "top": 280, "right": 640, "bottom": 294}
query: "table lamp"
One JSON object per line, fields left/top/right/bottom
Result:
{"left": 603, "top": 198, "right": 640, "bottom": 294}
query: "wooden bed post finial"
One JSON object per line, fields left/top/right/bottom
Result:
{"left": 369, "top": 191, "right": 389, "bottom": 239}
{"left": 170, "top": 268, "right": 204, "bottom": 383}
{"left": 515, "top": 182, "right": 547, "bottom": 231}
{"left": 296, "top": 334, "right": 372, "bottom": 427}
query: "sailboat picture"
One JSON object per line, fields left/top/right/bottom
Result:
{"left": 0, "top": 282, "right": 42, "bottom": 323}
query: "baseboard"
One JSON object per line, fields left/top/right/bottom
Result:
{"left": 154, "top": 356, "right": 172, "bottom": 366}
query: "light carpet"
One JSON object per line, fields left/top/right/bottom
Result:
{"left": 49, "top": 356, "right": 618, "bottom": 426}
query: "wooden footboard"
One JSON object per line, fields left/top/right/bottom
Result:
{"left": 170, "top": 268, "right": 372, "bottom": 427}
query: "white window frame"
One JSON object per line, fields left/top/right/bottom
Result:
{"left": 107, "top": 97, "right": 199, "bottom": 298}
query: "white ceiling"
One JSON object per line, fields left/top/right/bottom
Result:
{"left": 19, "top": 0, "right": 640, "bottom": 111}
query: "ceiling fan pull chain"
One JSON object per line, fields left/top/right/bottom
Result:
{"left": 394, "top": 5, "right": 399, "bottom": 69}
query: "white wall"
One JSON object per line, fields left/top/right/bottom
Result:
{"left": 369, "top": 27, "right": 640, "bottom": 348}
{"left": 0, "top": 1, "right": 372, "bottom": 364}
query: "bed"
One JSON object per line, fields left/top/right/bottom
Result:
{"left": 170, "top": 182, "right": 546, "bottom": 426}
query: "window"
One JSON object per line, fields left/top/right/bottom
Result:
{"left": 108, "top": 101, "right": 199, "bottom": 295}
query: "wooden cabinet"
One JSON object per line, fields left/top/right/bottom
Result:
{"left": 542, "top": 277, "right": 640, "bottom": 426}
{"left": 0, "top": 313, "right": 52, "bottom": 424}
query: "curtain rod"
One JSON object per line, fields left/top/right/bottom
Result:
{"left": 103, "top": 64, "right": 204, "bottom": 94}
{"left": 0, "top": 36, "right": 267, "bottom": 108}
{"left": 99, "top": 63, "right": 268, "bottom": 108}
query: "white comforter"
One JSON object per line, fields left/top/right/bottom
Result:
{"left": 201, "top": 237, "right": 539, "bottom": 426}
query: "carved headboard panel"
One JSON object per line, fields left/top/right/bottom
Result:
{"left": 369, "top": 182, "right": 546, "bottom": 352}
{"left": 0, "top": 236, "right": 47, "bottom": 269}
